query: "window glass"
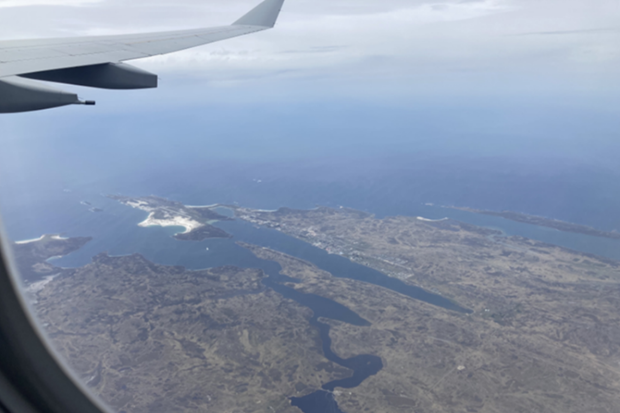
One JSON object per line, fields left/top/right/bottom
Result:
{"left": 1, "top": 1, "right": 619, "bottom": 413}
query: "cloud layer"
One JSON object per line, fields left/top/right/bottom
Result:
{"left": 1, "top": 0, "right": 619, "bottom": 100}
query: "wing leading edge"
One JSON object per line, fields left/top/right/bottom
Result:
{"left": 0, "top": 0, "right": 285, "bottom": 113}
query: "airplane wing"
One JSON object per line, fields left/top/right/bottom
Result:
{"left": 0, "top": 0, "right": 285, "bottom": 113}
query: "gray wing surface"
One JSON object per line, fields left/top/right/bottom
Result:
{"left": 0, "top": 0, "right": 285, "bottom": 79}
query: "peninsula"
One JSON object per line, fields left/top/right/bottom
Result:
{"left": 448, "top": 206, "right": 620, "bottom": 240}
{"left": 12, "top": 234, "right": 91, "bottom": 283}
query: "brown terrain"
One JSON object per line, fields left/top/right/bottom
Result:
{"left": 30, "top": 252, "right": 351, "bottom": 413}
{"left": 235, "top": 206, "right": 620, "bottom": 413}
{"left": 14, "top": 198, "right": 620, "bottom": 413}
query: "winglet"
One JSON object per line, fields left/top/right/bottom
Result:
{"left": 233, "top": 0, "right": 285, "bottom": 28}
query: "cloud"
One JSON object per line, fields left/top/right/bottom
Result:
{"left": 511, "top": 28, "right": 618, "bottom": 36}
{"left": 0, "top": 0, "right": 619, "bottom": 99}
{"left": 0, "top": 0, "right": 100, "bottom": 7}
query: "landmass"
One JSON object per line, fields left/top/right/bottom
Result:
{"left": 19, "top": 199, "right": 620, "bottom": 413}
{"left": 26, "top": 239, "right": 352, "bottom": 413}
{"left": 109, "top": 195, "right": 232, "bottom": 241}
{"left": 447, "top": 206, "right": 620, "bottom": 240}
{"left": 233, "top": 205, "right": 620, "bottom": 412}
{"left": 12, "top": 234, "right": 91, "bottom": 283}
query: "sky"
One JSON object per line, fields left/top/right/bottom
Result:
{"left": 1, "top": 0, "right": 618, "bottom": 153}
{"left": 0, "top": 0, "right": 619, "bottom": 102}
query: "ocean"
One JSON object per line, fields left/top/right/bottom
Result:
{"left": 2, "top": 99, "right": 620, "bottom": 244}
{"left": 1, "top": 149, "right": 619, "bottom": 262}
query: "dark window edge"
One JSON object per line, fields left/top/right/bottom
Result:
{"left": 0, "top": 225, "right": 111, "bottom": 413}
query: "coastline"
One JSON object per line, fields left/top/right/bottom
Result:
{"left": 446, "top": 206, "right": 620, "bottom": 240}
{"left": 416, "top": 217, "right": 448, "bottom": 222}
{"left": 26, "top": 274, "right": 59, "bottom": 293}
{"left": 15, "top": 235, "right": 45, "bottom": 244}
{"left": 186, "top": 204, "right": 219, "bottom": 209}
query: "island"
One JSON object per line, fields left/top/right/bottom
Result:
{"left": 80, "top": 200, "right": 103, "bottom": 213}
{"left": 109, "top": 195, "right": 232, "bottom": 241}
{"left": 447, "top": 206, "right": 620, "bottom": 240}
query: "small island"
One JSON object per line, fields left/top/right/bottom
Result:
{"left": 109, "top": 195, "right": 232, "bottom": 241}
{"left": 81, "top": 201, "right": 103, "bottom": 213}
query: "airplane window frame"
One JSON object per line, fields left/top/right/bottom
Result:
{"left": 0, "top": 225, "right": 111, "bottom": 413}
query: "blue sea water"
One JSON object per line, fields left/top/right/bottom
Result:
{"left": 1, "top": 99, "right": 620, "bottom": 246}
{"left": 1, "top": 151, "right": 619, "bottom": 261}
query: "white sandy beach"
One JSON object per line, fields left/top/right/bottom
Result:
{"left": 26, "top": 274, "right": 58, "bottom": 294}
{"left": 126, "top": 200, "right": 150, "bottom": 210}
{"left": 417, "top": 217, "right": 448, "bottom": 222}
{"left": 138, "top": 212, "right": 202, "bottom": 234}
{"left": 15, "top": 235, "right": 45, "bottom": 244}
{"left": 186, "top": 204, "right": 219, "bottom": 209}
